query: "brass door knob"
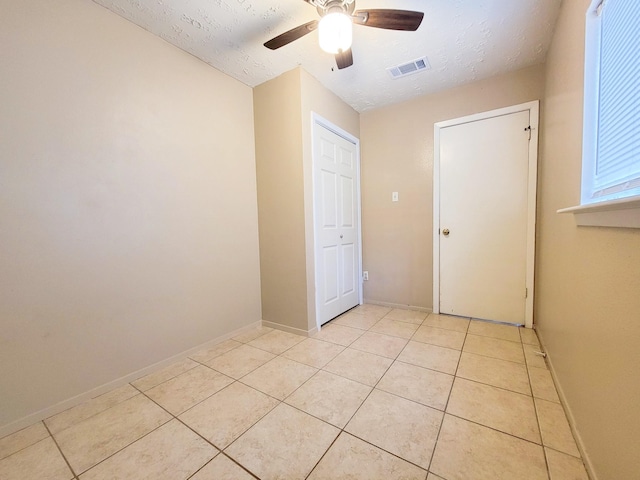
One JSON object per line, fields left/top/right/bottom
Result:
{"left": 442, "top": 228, "right": 450, "bottom": 236}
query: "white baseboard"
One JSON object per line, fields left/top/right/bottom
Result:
{"left": 262, "top": 320, "right": 317, "bottom": 337}
{"left": 363, "top": 299, "right": 433, "bottom": 314}
{"left": 0, "top": 320, "right": 261, "bottom": 439}
{"left": 537, "top": 330, "right": 598, "bottom": 480}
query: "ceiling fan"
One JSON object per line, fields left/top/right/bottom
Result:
{"left": 264, "top": 0, "right": 424, "bottom": 70}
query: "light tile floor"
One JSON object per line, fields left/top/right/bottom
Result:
{"left": 0, "top": 306, "right": 591, "bottom": 480}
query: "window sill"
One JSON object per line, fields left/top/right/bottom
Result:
{"left": 557, "top": 196, "right": 640, "bottom": 228}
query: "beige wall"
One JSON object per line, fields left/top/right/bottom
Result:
{"left": 0, "top": 0, "right": 261, "bottom": 432}
{"left": 253, "top": 70, "right": 308, "bottom": 331}
{"left": 535, "top": 1, "right": 640, "bottom": 479}
{"left": 360, "top": 65, "right": 545, "bottom": 309}
{"left": 254, "top": 68, "right": 359, "bottom": 333}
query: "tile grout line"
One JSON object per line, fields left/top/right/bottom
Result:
{"left": 187, "top": 341, "right": 244, "bottom": 367}
{"left": 43, "top": 420, "right": 79, "bottom": 479}
{"left": 425, "top": 322, "right": 470, "bottom": 476}
{"left": 39, "top": 385, "right": 140, "bottom": 439}
{"left": 132, "top": 360, "right": 200, "bottom": 393}
{"left": 454, "top": 375, "right": 538, "bottom": 399}
{"left": 213, "top": 321, "right": 395, "bottom": 478}
{"left": 205, "top": 451, "right": 261, "bottom": 480}
{"left": 334, "top": 430, "right": 433, "bottom": 474}
{"left": 458, "top": 348, "right": 528, "bottom": 366}
{"left": 133, "top": 383, "right": 265, "bottom": 480}
{"left": 201, "top": 350, "right": 283, "bottom": 385}
{"left": 307, "top": 312, "right": 443, "bottom": 476}
{"left": 215, "top": 345, "right": 324, "bottom": 479}
{"left": 67, "top": 385, "right": 184, "bottom": 477}
{"left": 442, "top": 411, "right": 545, "bottom": 447}
{"left": 0, "top": 422, "right": 51, "bottom": 463}
{"left": 297, "top": 325, "right": 439, "bottom": 476}
{"left": 332, "top": 319, "right": 563, "bottom": 475}
{"left": 302, "top": 430, "right": 342, "bottom": 480}
{"left": 522, "top": 334, "right": 553, "bottom": 480}
{"left": 22, "top": 387, "right": 164, "bottom": 478}
{"left": 346, "top": 315, "right": 441, "bottom": 473}
{"left": 183, "top": 380, "right": 283, "bottom": 478}
{"left": 303, "top": 310, "right": 434, "bottom": 477}
{"left": 256, "top": 313, "right": 393, "bottom": 419}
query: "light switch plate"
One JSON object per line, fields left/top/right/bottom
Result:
{"left": 392, "top": 192, "right": 399, "bottom": 202}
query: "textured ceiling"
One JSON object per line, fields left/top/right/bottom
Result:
{"left": 92, "top": 0, "right": 562, "bottom": 112}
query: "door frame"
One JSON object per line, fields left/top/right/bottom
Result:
{"left": 433, "top": 101, "right": 539, "bottom": 328}
{"left": 311, "top": 112, "right": 363, "bottom": 331}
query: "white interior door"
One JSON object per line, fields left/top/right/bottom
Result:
{"left": 438, "top": 109, "right": 532, "bottom": 325}
{"left": 313, "top": 121, "right": 360, "bottom": 326}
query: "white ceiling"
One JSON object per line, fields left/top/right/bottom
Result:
{"left": 92, "top": 0, "right": 562, "bottom": 112}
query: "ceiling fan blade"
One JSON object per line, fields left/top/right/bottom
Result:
{"left": 264, "top": 20, "right": 319, "bottom": 50}
{"left": 353, "top": 9, "right": 424, "bottom": 31}
{"left": 335, "top": 49, "right": 354, "bottom": 70}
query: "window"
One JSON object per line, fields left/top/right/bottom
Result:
{"left": 560, "top": 0, "right": 640, "bottom": 228}
{"left": 582, "top": 0, "right": 640, "bottom": 204}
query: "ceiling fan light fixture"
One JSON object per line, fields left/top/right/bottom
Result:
{"left": 318, "top": 12, "right": 352, "bottom": 54}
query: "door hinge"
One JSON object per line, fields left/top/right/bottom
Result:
{"left": 524, "top": 126, "right": 532, "bottom": 141}
{"left": 525, "top": 287, "right": 528, "bottom": 298}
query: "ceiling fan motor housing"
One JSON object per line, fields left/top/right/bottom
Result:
{"left": 314, "top": 0, "right": 356, "bottom": 16}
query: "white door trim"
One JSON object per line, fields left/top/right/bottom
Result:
{"left": 311, "top": 112, "right": 363, "bottom": 332}
{"left": 433, "top": 101, "right": 539, "bottom": 328}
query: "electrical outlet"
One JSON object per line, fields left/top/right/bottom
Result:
{"left": 363, "top": 271, "right": 369, "bottom": 281}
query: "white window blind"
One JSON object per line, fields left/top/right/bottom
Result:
{"left": 583, "top": 0, "right": 640, "bottom": 203}
{"left": 557, "top": 0, "right": 640, "bottom": 228}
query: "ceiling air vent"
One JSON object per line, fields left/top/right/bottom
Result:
{"left": 387, "top": 56, "right": 431, "bottom": 79}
